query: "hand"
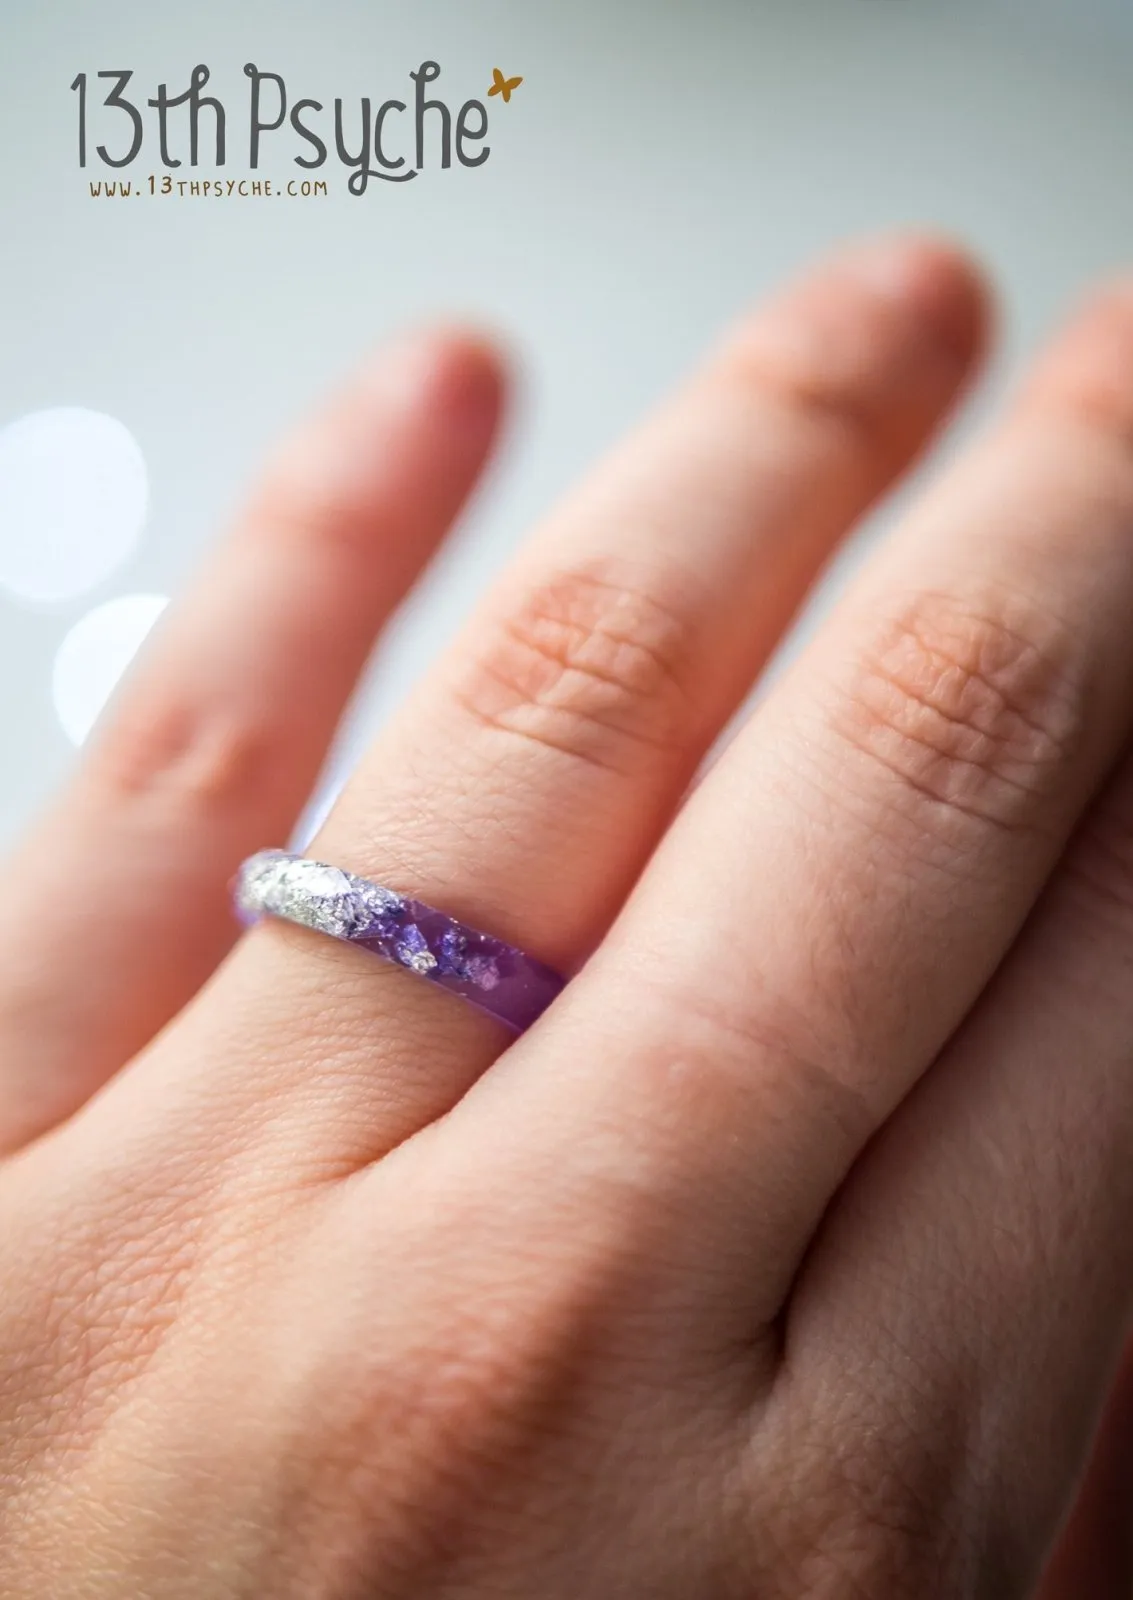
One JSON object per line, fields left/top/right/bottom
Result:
{"left": 1, "top": 235, "right": 1132, "bottom": 1598}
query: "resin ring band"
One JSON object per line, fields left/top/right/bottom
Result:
{"left": 234, "top": 850, "right": 566, "bottom": 1034}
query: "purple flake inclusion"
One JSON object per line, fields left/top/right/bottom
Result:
{"left": 234, "top": 850, "right": 564, "bottom": 1032}
{"left": 394, "top": 923, "right": 436, "bottom": 974}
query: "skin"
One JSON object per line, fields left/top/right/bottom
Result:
{"left": 0, "top": 234, "right": 1132, "bottom": 1596}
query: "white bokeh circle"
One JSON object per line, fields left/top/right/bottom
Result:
{"left": 52, "top": 594, "right": 169, "bottom": 747}
{"left": 0, "top": 408, "right": 149, "bottom": 604}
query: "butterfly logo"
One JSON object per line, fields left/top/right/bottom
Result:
{"left": 488, "top": 67, "right": 524, "bottom": 103}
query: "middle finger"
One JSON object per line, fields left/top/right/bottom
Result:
{"left": 466, "top": 280, "right": 1133, "bottom": 1330}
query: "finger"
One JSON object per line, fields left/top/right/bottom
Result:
{"left": 96, "top": 235, "right": 988, "bottom": 1172}
{"left": 777, "top": 742, "right": 1133, "bottom": 1595}
{"left": 0, "top": 329, "right": 504, "bottom": 1154}
{"left": 465, "top": 280, "right": 1133, "bottom": 1326}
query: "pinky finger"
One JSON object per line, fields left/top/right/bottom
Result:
{"left": 0, "top": 327, "right": 503, "bottom": 1154}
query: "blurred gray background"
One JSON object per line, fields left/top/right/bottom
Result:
{"left": 2, "top": 0, "right": 1132, "bottom": 844}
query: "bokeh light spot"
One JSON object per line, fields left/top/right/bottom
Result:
{"left": 0, "top": 408, "right": 149, "bottom": 604}
{"left": 53, "top": 594, "right": 169, "bottom": 746}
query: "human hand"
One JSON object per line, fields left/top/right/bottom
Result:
{"left": 2, "top": 235, "right": 1132, "bottom": 1597}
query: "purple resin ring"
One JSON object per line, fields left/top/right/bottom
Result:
{"left": 233, "top": 850, "right": 565, "bottom": 1034}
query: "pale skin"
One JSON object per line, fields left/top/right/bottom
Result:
{"left": 3, "top": 236, "right": 1133, "bottom": 1597}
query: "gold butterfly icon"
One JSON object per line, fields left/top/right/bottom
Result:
{"left": 488, "top": 67, "right": 524, "bottom": 103}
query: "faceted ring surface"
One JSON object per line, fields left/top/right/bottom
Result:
{"left": 233, "top": 851, "right": 566, "bottom": 1034}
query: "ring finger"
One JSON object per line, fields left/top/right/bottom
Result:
{"left": 96, "top": 234, "right": 987, "bottom": 1174}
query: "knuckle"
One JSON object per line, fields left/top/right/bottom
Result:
{"left": 623, "top": 981, "right": 879, "bottom": 1177}
{"left": 386, "top": 1309, "right": 568, "bottom": 1473}
{"left": 1027, "top": 287, "right": 1133, "bottom": 451}
{"left": 452, "top": 563, "right": 695, "bottom": 776}
{"left": 309, "top": 1255, "right": 603, "bottom": 1575}
{"left": 87, "top": 698, "right": 280, "bottom": 812}
{"left": 726, "top": 324, "right": 885, "bottom": 448}
{"left": 723, "top": 273, "right": 946, "bottom": 455}
{"left": 750, "top": 1403, "right": 1000, "bottom": 1600}
{"left": 782, "top": 1487, "right": 977, "bottom": 1600}
{"left": 831, "top": 589, "right": 1084, "bottom": 838}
